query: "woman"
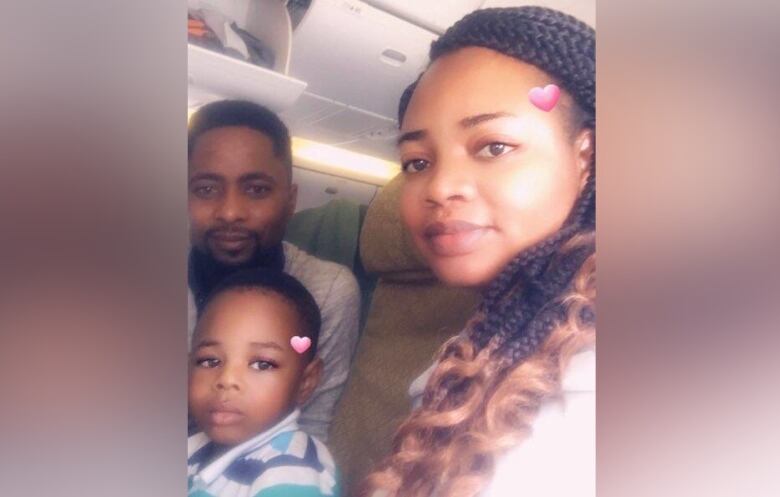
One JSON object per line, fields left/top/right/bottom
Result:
{"left": 364, "top": 7, "right": 595, "bottom": 497}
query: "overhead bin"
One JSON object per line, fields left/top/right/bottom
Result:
{"left": 188, "top": 44, "right": 307, "bottom": 112}
{"left": 187, "top": 0, "right": 307, "bottom": 112}
{"left": 288, "top": 0, "right": 436, "bottom": 120}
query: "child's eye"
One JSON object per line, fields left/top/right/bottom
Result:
{"left": 475, "top": 142, "right": 517, "bottom": 158}
{"left": 401, "top": 159, "right": 430, "bottom": 174}
{"left": 250, "top": 360, "right": 277, "bottom": 371}
{"left": 195, "top": 357, "right": 220, "bottom": 368}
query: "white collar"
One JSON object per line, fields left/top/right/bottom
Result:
{"left": 192, "top": 408, "right": 300, "bottom": 486}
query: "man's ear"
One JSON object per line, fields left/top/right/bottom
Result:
{"left": 574, "top": 128, "right": 594, "bottom": 190}
{"left": 296, "top": 357, "right": 322, "bottom": 406}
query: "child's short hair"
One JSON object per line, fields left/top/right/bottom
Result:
{"left": 199, "top": 269, "right": 321, "bottom": 359}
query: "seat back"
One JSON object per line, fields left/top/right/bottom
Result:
{"left": 328, "top": 175, "right": 480, "bottom": 495}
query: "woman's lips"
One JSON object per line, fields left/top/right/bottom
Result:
{"left": 423, "top": 220, "right": 488, "bottom": 257}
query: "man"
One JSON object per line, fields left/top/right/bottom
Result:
{"left": 187, "top": 99, "right": 360, "bottom": 442}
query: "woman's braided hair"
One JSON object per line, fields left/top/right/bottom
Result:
{"left": 362, "top": 7, "right": 595, "bottom": 497}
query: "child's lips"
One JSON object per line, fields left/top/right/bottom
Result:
{"left": 208, "top": 406, "right": 245, "bottom": 426}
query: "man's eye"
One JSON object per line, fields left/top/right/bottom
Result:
{"left": 192, "top": 185, "right": 219, "bottom": 197}
{"left": 195, "top": 358, "right": 220, "bottom": 368}
{"left": 250, "top": 360, "right": 276, "bottom": 371}
{"left": 401, "top": 159, "right": 429, "bottom": 174}
{"left": 245, "top": 184, "right": 271, "bottom": 197}
{"left": 475, "top": 142, "right": 517, "bottom": 158}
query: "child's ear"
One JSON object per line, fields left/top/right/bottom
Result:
{"left": 296, "top": 357, "right": 322, "bottom": 406}
{"left": 574, "top": 128, "right": 594, "bottom": 190}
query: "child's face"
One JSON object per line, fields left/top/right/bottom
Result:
{"left": 399, "top": 47, "right": 593, "bottom": 287}
{"left": 188, "top": 290, "right": 319, "bottom": 446}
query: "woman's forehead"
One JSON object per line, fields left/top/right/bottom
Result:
{"left": 402, "top": 47, "right": 563, "bottom": 131}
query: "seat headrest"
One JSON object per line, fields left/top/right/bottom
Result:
{"left": 359, "top": 174, "right": 432, "bottom": 280}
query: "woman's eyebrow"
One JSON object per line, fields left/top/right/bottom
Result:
{"left": 194, "top": 339, "right": 220, "bottom": 349}
{"left": 459, "top": 112, "right": 517, "bottom": 128}
{"left": 398, "top": 112, "right": 517, "bottom": 146}
{"left": 397, "top": 129, "right": 427, "bottom": 146}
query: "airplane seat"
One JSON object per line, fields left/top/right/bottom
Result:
{"left": 285, "top": 197, "right": 377, "bottom": 332}
{"left": 327, "top": 174, "right": 480, "bottom": 496}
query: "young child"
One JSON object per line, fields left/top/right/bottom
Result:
{"left": 187, "top": 269, "right": 340, "bottom": 497}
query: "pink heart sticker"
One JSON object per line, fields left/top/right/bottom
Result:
{"left": 528, "top": 84, "right": 561, "bottom": 112}
{"left": 290, "top": 336, "right": 311, "bottom": 354}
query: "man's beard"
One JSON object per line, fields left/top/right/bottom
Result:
{"left": 188, "top": 243, "right": 285, "bottom": 312}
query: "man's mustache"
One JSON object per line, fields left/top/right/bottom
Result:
{"left": 205, "top": 225, "right": 256, "bottom": 239}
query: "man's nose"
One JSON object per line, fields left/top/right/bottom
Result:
{"left": 215, "top": 187, "right": 248, "bottom": 223}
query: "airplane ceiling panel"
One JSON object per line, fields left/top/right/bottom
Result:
{"left": 288, "top": 0, "right": 435, "bottom": 120}
{"left": 280, "top": 0, "right": 594, "bottom": 163}
{"left": 362, "top": 0, "right": 487, "bottom": 34}
{"left": 362, "top": 1, "right": 594, "bottom": 33}
{"left": 484, "top": 0, "right": 595, "bottom": 27}
{"left": 280, "top": 91, "right": 398, "bottom": 161}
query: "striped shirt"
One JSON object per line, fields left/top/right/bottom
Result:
{"left": 188, "top": 409, "right": 340, "bottom": 497}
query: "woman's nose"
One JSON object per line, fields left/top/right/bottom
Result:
{"left": 424, "top": 161, "right": 477, "bottom": 207}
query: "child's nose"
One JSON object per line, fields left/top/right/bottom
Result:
{"left": 214, "top": 364, "right": 242, "bottom": 391}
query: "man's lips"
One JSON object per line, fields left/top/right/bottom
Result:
{"left": 208, "top": 230, "right": 253, "bottom": 251}
{"left": 422, "top": 220, "right": 489, "bottom": 257}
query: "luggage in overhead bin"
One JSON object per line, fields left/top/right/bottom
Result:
{"left": 187, "top": 0, "right": 293, "bottom": 73}
{"left": 188, "top": 11, "right": 276, "bottom": 69}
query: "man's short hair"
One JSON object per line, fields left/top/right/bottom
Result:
{"left": 199, "top": 269, "right": 321, "bottom": 360}
{"left": 188, "top": 100, "right": 293, "bottom": 170}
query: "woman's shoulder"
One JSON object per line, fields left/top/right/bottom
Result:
{"left": 562, "top": 346, "right": 595, "bottom": 392}
{"left": 485, "top": 347, "right": 596, "bottom": 497}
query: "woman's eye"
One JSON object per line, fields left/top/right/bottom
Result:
{"left": 195, "top": 358, "right": 220, "bottom": 368}
{"left": 475, "top": 142, "right": 517, "bottom": 158}
{"left": 402, "top": 159, "right": 430, "bottom": 174}
{"left": 250, "top": 360, "right": 276, "bottom": 371}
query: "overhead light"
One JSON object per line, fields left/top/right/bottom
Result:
{"left": 187, "top": 108, "right": 400, "bottom": 185}
{"left": 292, "top": 137, "right": 400, "bottom": 186}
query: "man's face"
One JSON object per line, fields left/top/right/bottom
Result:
{"left": 188, "top": 126, "right": 297, "bottom": 265}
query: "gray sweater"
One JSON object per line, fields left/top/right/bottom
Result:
{"left": 188, "top": 241, "right": 361, "bottom": 442}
